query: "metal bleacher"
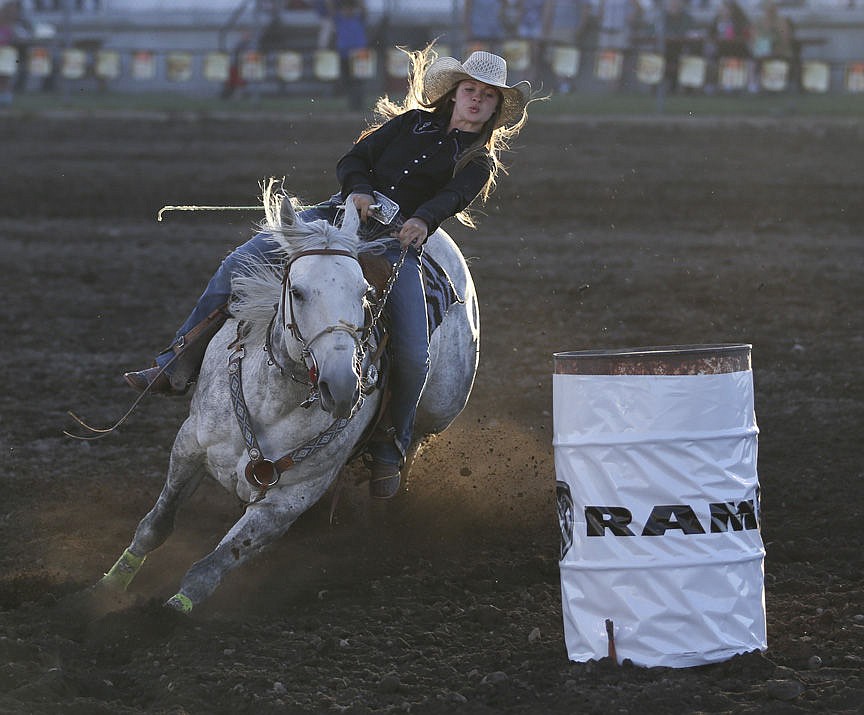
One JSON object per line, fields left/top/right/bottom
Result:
{"left": 4, "top": 0, "right": 864, "bottom": 98}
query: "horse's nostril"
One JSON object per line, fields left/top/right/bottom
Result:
{"left": 315, "top": 377, "right": 361, "bottom": 419}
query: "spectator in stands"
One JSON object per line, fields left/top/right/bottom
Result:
{"left": 543, "top": 0, "right": 595, "bottom": 92}
{"left": 650, "top": 0, "right": 695, "bottom": 93}
{"left": 123, "top": 47, "right": 536, "bottom": 498}
{"left": 312, "top": 0, "right": 333, "bottom": 50}
{"left": 513, "top": 0, "right": 549, "bottom": 83}
{"left": 708, "top": 0, "right": 751, "bottom": 53}
{"left": 597, "top": 0, "right": 643, "bottom": 89}
{"left": 259, "top": 4, "right": 293, "bottom": 56}
{"left": 463, "top": 0, "right": 506, "bottom": 50}
{"left": 0, "top": 2, "right": 14, "bottom": 44}
{"left": 0, "top": 0, "right": 22, "bottom": 106}
{"left": 750, "top": 0, "right": 794, "bottom": 60}
{"left": 749, "top": 0, "right": 794, "bottom": 91}
{"left": 664, "top": 0, "right": 694, "bottom": 38}
{"left": 545, "top": 0, "right": 592, "bottom": 47}
{"left": 705, "top": 0, "right": 751, "bottom": 92}
{"left": 221, "top": 30, "right": 254, "bottom": 100}
{"left": 329, "top": 0, "right": 369, "bottom": 111}
{"left": 598, "top": 0, "right": 643, "bottom": 51}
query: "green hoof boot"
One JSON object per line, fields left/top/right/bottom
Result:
{"left": 165, "top": 593, "right": 194, "bottom": 614}
{"left": 100, "top": 549, "right": 145, "bottom": 591}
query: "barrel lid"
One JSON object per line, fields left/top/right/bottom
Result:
{"left": 553, "top": 344, "right": 751, "bottom": 375}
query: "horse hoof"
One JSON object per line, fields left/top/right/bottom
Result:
{"left": 101, "top": 548, "right": 146, "bottom": 592}
{"left": 165, "top": 593, "right": 194, "bottom": 614}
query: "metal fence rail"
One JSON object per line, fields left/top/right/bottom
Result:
{"left": 1, "top": 41, "right": 863, "bottom": 97}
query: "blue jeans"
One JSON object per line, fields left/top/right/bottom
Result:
{"left": 157, "top": 204, "right": 429, "bottom": 466}
{"left": 372, "top": 240, "right": 429, "bottom": 465}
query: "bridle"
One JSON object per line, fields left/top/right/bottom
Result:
{"left": 233, "top": 246, "right": 383, "bottom": 502}
{"left": 277, "top": 248, "right": 366, "bottom": 398}
{"left": 268, "top": 245, "right": 406, "bottom": 396}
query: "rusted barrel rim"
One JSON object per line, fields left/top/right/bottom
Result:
{"left": 553, "top": 344, "right": 752, "bottom": 376}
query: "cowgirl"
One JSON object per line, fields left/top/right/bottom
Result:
{"left": 124, "top": 48, "right": 533, "bottom": 497}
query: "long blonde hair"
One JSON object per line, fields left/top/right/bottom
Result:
{"left": 357, "top": 45, "right": 533, "bottom": 229}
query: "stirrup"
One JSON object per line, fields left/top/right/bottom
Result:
{"left": 123, "top": 365, "right": 188, "bottom": 396}
{"left": 361, "top": 454, "right": 401, "bottom": 500}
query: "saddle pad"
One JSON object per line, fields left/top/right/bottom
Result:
{"left": 422, "top": 254, "right": 464, "bottom": 336}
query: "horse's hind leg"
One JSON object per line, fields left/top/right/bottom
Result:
{"left": 100, "top": 421, "right": 204, "bottom": 592}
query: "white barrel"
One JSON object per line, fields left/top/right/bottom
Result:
{"left": 553, "top": 345, "right": 766, "bottom": 668}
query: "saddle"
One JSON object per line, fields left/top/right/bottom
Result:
{"left": 358, "top": 250, "right": 464, "bottom": 338}
{"left": 352, "top": 247, "right": 464, "bottom": 462}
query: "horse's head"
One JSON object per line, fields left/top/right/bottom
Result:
{"left": 271, "top": 189, "right": 371, "bottom": 419}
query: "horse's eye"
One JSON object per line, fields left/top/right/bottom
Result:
{"left": 290, "top": 287, "right": 305, "bottom": 301}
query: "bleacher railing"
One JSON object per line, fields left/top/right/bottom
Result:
{"left": 1, "top": 41, "right": 863, "bottom": 94}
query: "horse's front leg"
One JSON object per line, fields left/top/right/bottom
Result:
{"left": 165, "top": 473, "right": 332, "bottom": 613}
{"left": 100, "top": 420, "right": 205, "bottom": 592}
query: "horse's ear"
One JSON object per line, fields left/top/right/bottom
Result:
{"left": 279, "top": 192, "right": 299, "bottom": 228}
{"left": 341, "top": 195, "right": 361, "bottom": 236}
{"left": 262, "top": 178, "right": 297, "bottom": 231}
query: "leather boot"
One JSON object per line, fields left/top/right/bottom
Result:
{"left": 365, "top": 417, "right": 403, "bottom": 499}
{"left": 368, "top": 459, "right": 401, "bottom": 499}
{"left": 124, "top": 304, "right": 230, "bottom": 395}
{"left": 123, "top": 365, "right": 178, "bottom": 395}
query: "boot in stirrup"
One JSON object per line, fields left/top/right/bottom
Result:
{"left": 123, "top": 365, "right": 179, "bottom": 395}
{"left": 124, "top": 305, "right": 229, "bottom": 396}
{"left": 364, "top": 420, "right": 403, "bottom": 500}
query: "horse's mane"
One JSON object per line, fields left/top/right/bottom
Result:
{"left": 230, "top": 181, "right": 387, "bottom": 345}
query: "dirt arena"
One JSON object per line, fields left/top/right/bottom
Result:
{"left": 0, "top": 111, "right": 861, "bottom": 714}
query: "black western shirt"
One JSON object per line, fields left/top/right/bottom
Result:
{"left": 336, "top": 109, "right": 493, "bottom": 235}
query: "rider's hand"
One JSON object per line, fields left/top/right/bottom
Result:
{"left": 397, "top": 217, "right": 429, "bottom": 249}
{"left": 351, "top": 193, "right": 376, "bottom": 223}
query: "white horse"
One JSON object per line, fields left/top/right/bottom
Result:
{"left": 97, "top": 190, "right": 479, "bottom": 613}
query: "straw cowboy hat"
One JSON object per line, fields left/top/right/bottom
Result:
{"left": 423, "top": 51, "right": 531, "bottom": 129}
